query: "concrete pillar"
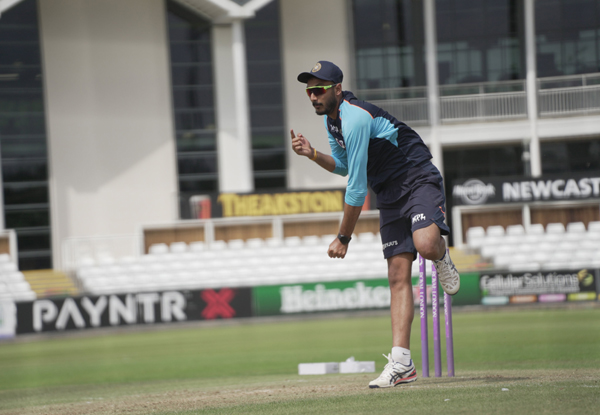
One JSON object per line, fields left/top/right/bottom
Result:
{"left": 424, "top": 0, "right": 443, "bottom": 174}
{"left": 525, "top": 0, "right": 542, "bottom": 177}
{"left": 212, "top": 20, "right": 254, "bottom": 193}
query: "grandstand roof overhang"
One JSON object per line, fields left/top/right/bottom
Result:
{"left": 0, "top": 0, "right": 274, "bottom": 22}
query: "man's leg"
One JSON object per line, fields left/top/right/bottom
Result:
{"left": 413, "top": 223, "right": 460, "bottom": 295}
{"left": 387, "top": 253, "right": 414, "bottom": 349}
{"left": 368, "top": 252, "right": 418, "bottom": 388}
{"left": 412, "top": 222, "right": 445, "bottom": 261}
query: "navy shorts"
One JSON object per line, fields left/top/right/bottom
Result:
{"left": 378, "top": 162, "right": 450, "bottom": 260}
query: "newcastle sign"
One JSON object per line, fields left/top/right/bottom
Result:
{"left": 453, "top": 173, "right": 600, "bottom": 206}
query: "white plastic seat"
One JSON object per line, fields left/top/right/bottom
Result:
{"left": 357, "top": 232, "right": 376, "bottom": 243}
{"left": 211, "top": 240, "right": 228, "bottom": 250}
{"left": 506, "top": 224, "right": 525, "bottom": 236}
{"left": 302, "top": 235, "right": 322, "bottom": 246}
{"left": 170, "top": 242, "right": 188, "bottom": 253}
{"left": 149, "top": 243, "right": 169, "bottom": 255}
{"left": 566, "top": 222, "right": 586, "bottom": 234}
{"left": 321, "top": 234, "right": 337, "bottom": 244}
{"left": 514, "top": 243, "right": 535, "bottom": 254}
{"left": 246, "top": 238, "right": 265, "bottom": 249}
{"left": 531, "top": 251, "right": 552, "bottom": 264}
{"left": 555, "top": 241, "right": 579, "bottom": 253}
{"left": 189, "top": 241, "right": 206, "bottom": 252}
{"left": 527, "top": 223, "right": 545, "bottom": 235}
{"left": 0, "top": 254, "right": 10, "bottom": 263}
{"left": 0, "top": 262, "right": 17, "bottom": 273}
{"left": 284, "top": 236, "right": 302, "bottom": 247}
{"left": 508, "top": 262, "right": 540, "bottom": 272}
{"left": 227, "top": 239, "right": 245, "bottom": 250}
{"left": 265, "top": 238, "right": 283, "bottom": 248}
{"left": 466, "top": 226, "right": 486, "bottom": 249}
{"left": 546, "top": 222, "right": 566, "bottom": 234}
{"left": 486, "top": 225, "right": 505, "bottom": 238}
{"left": 9, "top": 281, "right": 32, "bottom": 293}
{"left": 588, "top": 221, "right": 600, "bottom": 233}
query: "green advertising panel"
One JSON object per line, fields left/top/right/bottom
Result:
{"left": 253, "top": 273, "right": 480, "bottom": 316}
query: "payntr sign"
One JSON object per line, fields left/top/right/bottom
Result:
{"left": 15, "top": 288, "right": 253, "bottom": 334}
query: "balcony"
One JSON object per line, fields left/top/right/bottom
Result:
{"left": 358, "top": 73, "right": 600, "bottom": 125}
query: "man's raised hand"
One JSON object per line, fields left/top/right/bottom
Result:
{"left": 290, "top": 129, "right": 313, "bottom": 158}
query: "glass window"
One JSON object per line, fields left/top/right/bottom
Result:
{"left": 0, "top": 0, "right": 52, "bottom": 270}
{"left": 536, "top": 0, "right": 600, "bottom": 76}
{"left": 443, "top": 144, "right": 525, "bottom": 245}
{"left": 353, "top": 0, "right": 426, "bottom": 89}
{"left": 541, "top": 138, "right": 600, "bottom": 174}
{"left": 436, "top": 0, "right": 524, "bottom": 85}
{"left": 245, "top": 0, "right": 287, "bottom": 191}
{"left": 166, "top": 0, "right": 218, "bottom": 218}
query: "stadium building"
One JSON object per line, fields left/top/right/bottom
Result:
{"left": 0, "top": 0, "right": 599, "bottom": 280}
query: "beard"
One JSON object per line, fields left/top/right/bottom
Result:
{"left": 313, "top": 94, "right": 337, "bottom": 116}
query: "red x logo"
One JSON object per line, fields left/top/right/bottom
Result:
{"left": 201, "top": 288, "right": 236, "bottom": 319}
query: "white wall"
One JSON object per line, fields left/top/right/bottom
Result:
{"left": 39, "top": 0, "right": 178, "bottom": 268}
{"left": 280, "top": 0, "right": 353, "bottom": 191}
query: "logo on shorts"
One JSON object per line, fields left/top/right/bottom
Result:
{"left": 412, "top": 213, "right": 426, "bottom": 224}
{"left": 382, "top": 240, "right": 398, "bottom": 250}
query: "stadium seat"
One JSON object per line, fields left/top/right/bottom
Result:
{"left": 466, "top": 226, "right": 485, "bottom": 249}
{"left": 486, "top": 225, "right": 505, "bottom": 237}
{"left": 506, "top": 224, "right": 525, "bottom": 236}
{"left": 587, "top": 221, "right": 600, "bottom": 233}
{"left": 149, "top": 243, "right": 169, "bottom": 255}
{"left": 566, "top": 222, "right": 586, "bottom": 234}
{"left": 189, "top": 241, "right": 206, "bottom": 252}
{"left": 546, "top": 223, "right": 566, "bottom": 234}
{"left": 527, "top": 223, "right": 545, "bottom": 235}
{"left": 170, "top": 242, "right": 188, "bottom": 253}
{"left": 227, "top": 239, "right": 245, "bottom": 250}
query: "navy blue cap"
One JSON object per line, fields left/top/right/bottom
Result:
{"left": 297, "top": 61, "right": 343, "bottom": 84}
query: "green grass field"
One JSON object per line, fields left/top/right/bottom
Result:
{"left": 1, "top": 305, "right": 599, "bottom": 414}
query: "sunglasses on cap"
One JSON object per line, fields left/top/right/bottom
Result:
{"left": 306, "top": 84, "right": 337, "bottom": 97}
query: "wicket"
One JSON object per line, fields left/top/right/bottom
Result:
{"left": 418, "top": 253, "right": 455, "bottom": 377}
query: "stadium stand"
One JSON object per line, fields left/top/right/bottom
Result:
{"left": 467, "top": 221, "right": 600, "bottom": 271}
{"left": 0, "top": 254, "right": 36, "bottom": 302}
{"left": 75, "top": 232, "right": 452, "bottom": 295}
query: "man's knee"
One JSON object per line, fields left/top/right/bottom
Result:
{"left": 413, "top": 224, "right": 444, "bottom": 259}
{"left": 387, "top": 254, "right": 412, "bottom": 288}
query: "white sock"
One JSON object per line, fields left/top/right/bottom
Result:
{"left": 392, "top": 347, "right": 411, "bottom": 365}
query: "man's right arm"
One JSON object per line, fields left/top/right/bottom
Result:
{"left": 290, "top": 129, "right": 336, "bottom": 173}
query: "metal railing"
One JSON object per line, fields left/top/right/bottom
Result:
{"left": 538, "top": 73, "right": 600, "bottom": 117}
{"left": 356, "top": 73, "right": 600, "bottom": 124}
{"left": 440, "top": 90, "right": 527, "bottom": 122}
{"left": 359, "top": 86, "right": 429, "bottom": 124}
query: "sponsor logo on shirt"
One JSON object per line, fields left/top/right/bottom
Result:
{"left": 412, "top": 213, "right": 426, "bottom": 224}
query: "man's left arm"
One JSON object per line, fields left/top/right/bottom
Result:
{"left": 328, "top": 202, "right": 362, "bottom": 258}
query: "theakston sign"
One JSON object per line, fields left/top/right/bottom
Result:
{"left": 452, "top": 173, "right": 600, "bottom": 206}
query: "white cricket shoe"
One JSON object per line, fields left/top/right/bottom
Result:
{"left": 368, "top": 354, "right": 417, "bottom": 389}
{"left": 433, "top": 252, "right": 460, "bottom": 295}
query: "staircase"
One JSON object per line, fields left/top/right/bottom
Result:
{"left": 23, "top": 270, "right": 79, "bottom": 298}
{"left": 449, "top": 246, "right": 491, "bottom": 273}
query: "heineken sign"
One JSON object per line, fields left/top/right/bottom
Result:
{"left": 253, "top": 274, "right": 482, "bottom": 316}
{"left": 453, "top": 173, "right": 600, "bottom": 206}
